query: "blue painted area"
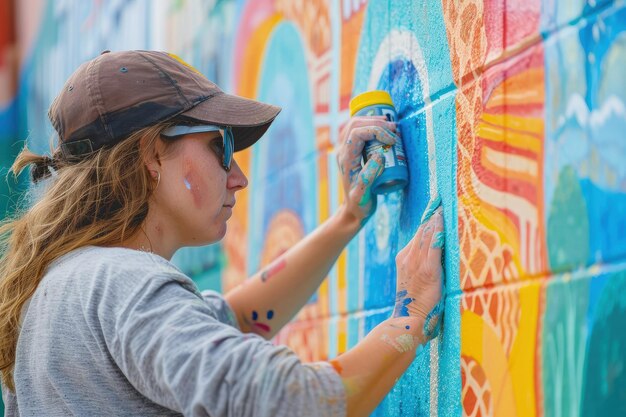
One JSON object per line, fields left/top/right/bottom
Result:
{"left": 0, "top": 98, "right": 17, "bottom": 138}
{"left": 362, "top": 59, "right": 430, "bottom": 313}
{"left": 353, "top": 0, "right": 454, "bottom": 103}
{"left": 580, "top": 3, "right": 626, "bottom": 108}
{"left": 347, "top": 313, "right": 361, "bottom": 350}
{"left": 580, "top": 179, "right": 626, "bottom": 264}
{"left": 544, "top": 3, "right": 626, "bottom": 265}
{"left": 249, "top": 22, "right": 318, "bottom": 276}
{"left": 352, "top": 0, "right": 457, "bottom": 414}
{"left": 540, "top": 0, "right": 614, "bottom": 35}
{"left": 438, "top": 293, "right": 462, "bottom": 417}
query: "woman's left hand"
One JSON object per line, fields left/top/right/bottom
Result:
{"left": 337, "top": 115, "right": 400, "bottom": 226}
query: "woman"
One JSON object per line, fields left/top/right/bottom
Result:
{"left": 0, "top": 50, "right": 444, "bottom": 416}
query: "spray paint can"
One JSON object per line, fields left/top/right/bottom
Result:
{"left": 349, "top": 90, "right": 408, "bottom": 194}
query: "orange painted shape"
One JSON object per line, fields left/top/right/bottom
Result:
{"left": 237, "top": 13, "right": 283, "bottom": 99}
{"left": 329, "top": 359, "right": 343, "bottom": 375}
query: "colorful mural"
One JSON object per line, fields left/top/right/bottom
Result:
{"left": 1, "top": 0, "right": 625, "bottom": 415}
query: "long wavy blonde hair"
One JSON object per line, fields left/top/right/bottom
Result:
{"left": 0, "top": 122, "right": 176, "bottom": 391}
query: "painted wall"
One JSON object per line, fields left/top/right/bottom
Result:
{"left": 1, "top": 0, "right": 625, "bottom": 415}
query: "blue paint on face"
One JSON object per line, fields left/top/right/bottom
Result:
{"left": 252, "top": 310, "right": 258, "bottom": 321}
{"left": 184, "top": 178, "right": 192, "bottom": 190}
{"left": 267, "top": 310, "right": 274, "bottom": 320}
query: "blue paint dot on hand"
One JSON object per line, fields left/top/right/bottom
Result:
{"left": 405, "top": 325, "right": 410, "bottom": 330}
{"left": 252, "top": 310, "right": 258, "bottom": 321}
{"left": 267, "top": 310, "right": 274, "bottom": 320}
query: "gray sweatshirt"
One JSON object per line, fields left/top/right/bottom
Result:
{"left": 1, "top": 246, "right": 345, "bottom": 416}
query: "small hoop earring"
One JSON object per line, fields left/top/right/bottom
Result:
{"left": 151, "top": 171, "right": 161, "bottom": 191}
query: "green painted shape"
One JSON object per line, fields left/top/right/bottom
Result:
{"left": 541, "top": 275, "right": 590, "bottom": 417}
{"left": 547, "top": 166, "right": 589, "bottom": 271}
{"left": 581, "top": 271, "right": 626, "bottom": 416}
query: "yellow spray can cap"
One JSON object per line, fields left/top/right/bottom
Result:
{"left": 349, "top": 90, "right": 394, "bottom": 116}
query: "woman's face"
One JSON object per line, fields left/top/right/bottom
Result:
{"left": 150, "top": 131, "right": 248, "bottom": 247}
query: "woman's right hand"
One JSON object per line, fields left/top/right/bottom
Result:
{"left": 392, "top": 199, "right": 444, "bottom": 340}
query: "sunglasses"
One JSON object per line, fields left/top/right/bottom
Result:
{"left": 161, "top": 124, "right": 234, "bottom": 171}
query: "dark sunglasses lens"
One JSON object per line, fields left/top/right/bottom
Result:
{"left": 223, "top": 128, "right": 234, "bottom": 171}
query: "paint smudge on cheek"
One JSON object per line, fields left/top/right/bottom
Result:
{"left": 260, "top": 258, "right": 287, "bottom": 282}
{"left": 183, "top": 159, "right": 205, "bottom": 209}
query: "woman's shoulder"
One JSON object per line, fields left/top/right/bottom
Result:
{"left": 45, "top": 245, "right": 193, "bottom": 292}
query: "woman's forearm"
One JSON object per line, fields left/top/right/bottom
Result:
{"left": 330, "top": 316, "right": 426, "bottom": 417}
{"left": 225, "top": 204, "right": 362, "bottom": 338}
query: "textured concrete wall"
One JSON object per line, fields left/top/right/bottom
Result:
{"left": 1, "top": 0, "right": 625, "bottom": 415}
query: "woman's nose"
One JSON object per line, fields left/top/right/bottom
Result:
{"left": 227, "top": 159, "right": 248, "bottom": 190}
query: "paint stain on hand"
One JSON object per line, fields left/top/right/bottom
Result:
{"left": 392, "top": 289, "right": 415, "bottom": 317}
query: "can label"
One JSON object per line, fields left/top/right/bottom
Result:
{"left": 355, "top": 104, "right": 407, "bottom": 170}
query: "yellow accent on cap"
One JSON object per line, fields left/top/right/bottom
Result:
{"left": 349, "top": 90, "right": 395, "bottom": 116}
{"left": 167, "top": 53, "right": 203, "bottom": 76}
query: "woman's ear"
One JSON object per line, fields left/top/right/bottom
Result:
{"left": 140, "top": 134, "right": 163, "bottom": 173}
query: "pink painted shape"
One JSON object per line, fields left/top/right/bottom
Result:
{"left": 260, "top": 258, "right": 286, "bottom": 282}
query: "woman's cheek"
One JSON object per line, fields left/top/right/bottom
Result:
{"left": 183, "top": 158, "right": 205, "bottom": 209}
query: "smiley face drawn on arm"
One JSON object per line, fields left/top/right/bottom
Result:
{"left": 246, "top": 309, "right": 275, "bottom": 334}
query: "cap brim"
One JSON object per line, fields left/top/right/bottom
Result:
{"left": 179, "top": 92, "right": 281, "bottom": 152}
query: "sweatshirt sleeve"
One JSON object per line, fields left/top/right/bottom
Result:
{"left": 98, "top": 270, "right": 346, "bottom": 417}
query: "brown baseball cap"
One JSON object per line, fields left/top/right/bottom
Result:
{"left": 49, "top": 50, "right": 281, "bottom": 158}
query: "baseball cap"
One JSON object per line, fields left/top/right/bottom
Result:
{"left": 48, "top": 50, "right": 281, "bottom": 159}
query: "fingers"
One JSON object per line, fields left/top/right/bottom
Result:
{"left": 339, "top": 116, "right": 396, "bottom": 146}
{"left": 403, "top": 201, "right": 443, "bottom": 266}
{"left": 349, "top": 150, "right": 385, "bottom": 208}
{"left": 343, "top": 125, "right": 397, "bottom": 168}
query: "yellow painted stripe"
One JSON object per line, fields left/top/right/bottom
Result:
{"left": 338, "top": 315, "right": 347, "bottom": 354}
{"left": 477, "top": 120, "right": 542, "bottom": 154}
{"left": 462, "top": 310, "right": 518, "bottom": 417}
{"left": 480, "top": 112, "right": 544, "bottom": 137}
{"left": 509, "top": 282, "right": 540, "bottom": 417}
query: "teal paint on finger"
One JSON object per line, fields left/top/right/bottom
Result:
{"left": 420, "top": 195, "right": 442, "bottom": 225}
{"left": 431, "top": 231, "right": 445, "bottom": 249}
{"left": 358, "top": 157, "right": 384, "bottom": 207}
